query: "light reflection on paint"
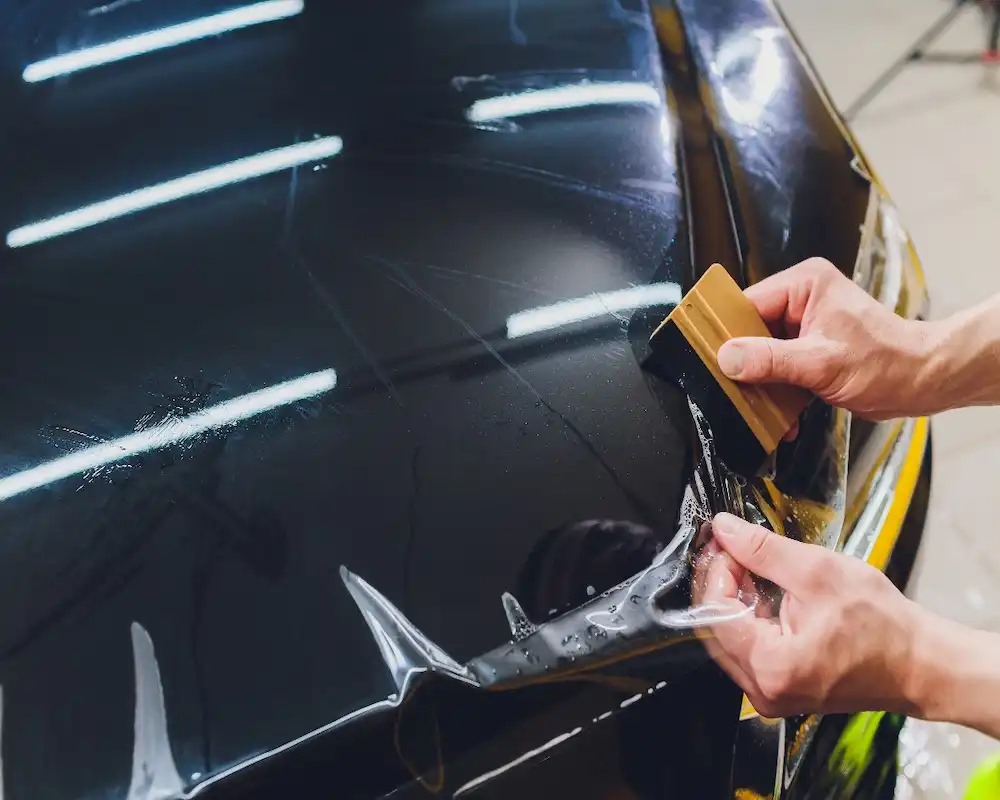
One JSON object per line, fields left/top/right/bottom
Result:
{"left": 0, "top": 368, "right": 337, "bottom": 503}
{"left": 713, "top": 28, "right": 783, "bottom": 126}
{"left": 6, "top": 136, "right": 342, "bottom": 247}
{"left": 22, "top": 0, "right": 305, "bottom": 83}
{"left": 453, "top": 727, "right": 584, "bottom": 796}
{"left": 505, "top": 282, "right": 681, "bottom": 339}
{"left": 466, "top": 81, "right": 661, "bottom": 122}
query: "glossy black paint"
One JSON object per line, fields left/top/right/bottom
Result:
{"left": 0, "top": 0, "right": 906, "bottom": 798}
{"left": 674, "top": 0, "right": 871, "bottom": 282}
{"left": 2, "top": 2, "right": 694, "bottom": 798}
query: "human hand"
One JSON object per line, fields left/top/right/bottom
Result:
{"left": 716, "top": 258, "right": 936, "bottom": 420}
{"left": 693, "top": 513, "right": 924, "bottom": 718}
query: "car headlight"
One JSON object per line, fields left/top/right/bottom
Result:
{"left": 853, "top": 167, "right": 929, "bottom": 322}
{"left": 842, "top": 177, "right": 930, "bottom": 569}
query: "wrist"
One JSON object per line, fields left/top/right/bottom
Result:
{"left": 901, "top": 606, "right": 953, "bottom": 719}
{"left": 903, "top": 609, "right": 1000, "bottom": 734}
{"left": 907, "top": 319, "right": 954, "bottom": 415}
{"left": 919, "top": 300, "right": 1000, "bottom": 412}
{"left": 895, "top": 601, "right": 937, "bottom": 717}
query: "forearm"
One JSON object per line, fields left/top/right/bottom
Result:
{"left": 918, "top": 295, "right": 1000, "bottom": 413}
{"left": 905, "top": 610, "right": 1000, "bottom": 738}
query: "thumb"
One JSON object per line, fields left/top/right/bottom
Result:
{"left": 711, "top": 513, "right": 820, "bottom": 593}
{"left": 718, "top": 336, "right": 831, "bottom": 389}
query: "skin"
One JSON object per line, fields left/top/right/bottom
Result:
{"left": 696, "top": 258, "right": 1000, "bottom": 738}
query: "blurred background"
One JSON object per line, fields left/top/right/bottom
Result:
{"left": 780, "top": 0, "right": 1000, "bottom": 795}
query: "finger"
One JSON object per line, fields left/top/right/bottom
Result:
{"left": 699, "top": 618, "right": 759, "bottom": 693}
{"left": 711, "top": 513, "right": 824, "bottom": 593}
{"left": 717, "top": 335, "right": 834, "bottom": 391}
{"left": 693, "top": 544, "right": 743, "bottom": 607}
{"left": 742, "top": 258, "right": 829, "bottom": 325}
{"left": 782, "top": 420, "right": 800, "bottom": 442}
{"left": 701, "top": 600, "right": 776, "bottom": 682}
{"left": 695, "top": 554, "right": 784, "bottom": 694}
{"left": 743, "top": 274, "right": 795, "bottom": 326}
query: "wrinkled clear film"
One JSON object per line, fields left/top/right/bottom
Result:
{"left": 323, "top": 395, "right": 853, "bottom": 796}
{"left": 340, "top": 395, "right": 850, "bottom": 703}
{"left": 468, "top": 396, "right": 849, "bottom": 687}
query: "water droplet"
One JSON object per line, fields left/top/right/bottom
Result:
{"left": 191, "top": 773, "right": 203, "bottom": 781}
{"left": 586, "top": 585, "right": 596, "bottom": 596}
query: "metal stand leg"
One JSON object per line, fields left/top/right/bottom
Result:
{"left": 844, "top": 0, "right": 971, "bottom": 121}
{"left": 989, "top": 3, "right": 1000, "bottom": 53}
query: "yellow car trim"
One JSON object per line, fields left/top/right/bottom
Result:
{"left": 740, "top": 416, "right": 930, "bottom": 720}
{"left": 865, "top": 416, "right": 929, "bottom": 572}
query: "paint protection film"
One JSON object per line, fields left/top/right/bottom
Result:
{"left": 341, "top": 398, "right": 850, "bottom": 696}
{"left": 161, "top": 397, "right": 851, "bottom": 798}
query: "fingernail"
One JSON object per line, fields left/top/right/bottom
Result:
{"left": 712, "top": 513, "right": 744, "bottom": 538}
{"left": 717, "top": 342, "right": 744, "bottom": 378}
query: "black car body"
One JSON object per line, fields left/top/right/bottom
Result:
{"left": 0, "top": 0, "right": 931, "bottom": 797}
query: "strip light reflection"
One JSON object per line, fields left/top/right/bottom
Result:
{"left": 22, "top": 0, "right": 305, "bottom": 83}
{"left": 506, "top": 282, "right": 681, "bottom": 339}
{"left": 6, "top": 136, "right": 342, "bottom": 248}
{"left": 454, "top": 727, "right": 583, "bottom": 797}
{"left": 715, "top": 29, "right": 783, "bottom": 127}
{"left": 467, "top": 81, "right": 661, "bottom": 122}
{"left": 0, "top": 368, "right": 337, "bottom": 503}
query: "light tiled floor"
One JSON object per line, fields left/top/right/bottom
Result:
{"left": 779, "top": 0, "right": 1000, "bottom": 794}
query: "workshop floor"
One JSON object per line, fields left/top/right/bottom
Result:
{"left": 778, "top": 0, "right": 1000, "bottom": 795}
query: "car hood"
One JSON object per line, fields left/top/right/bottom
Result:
{"left": 0, "top": 1, "right": 697, "bottom": 797}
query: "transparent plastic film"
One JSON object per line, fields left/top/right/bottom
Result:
{"left": 341, "top": 395, "right": 851, "bottom": 698}
{"left": 170, "top": 397, "right": 853, "bottom": 797}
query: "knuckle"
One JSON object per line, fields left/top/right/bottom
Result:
{"left": 809, "top": 343, "right": 848, "bottom": 395}
{"left": 805, "top": 257, "right": 837, "bottom": 278}
{"left": 854, "top": 560, "right": 891, "bottom": 593}
{"left": 758, "top": 341, "right": 780, "bottom": 377}
{"left": 757, "top": 665, "right": 793, "bottom": 708}
{"left": 773, "top": 344, "right": 796, "bottom": 376}
{"left": 742, "top": 341, "right": 775, "bottom": 380}
{"left": 748, "top": 527, "right": 772, "bottom": 567}
{"left": 751, "top": 696, "right": 781, "bottom": 718}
